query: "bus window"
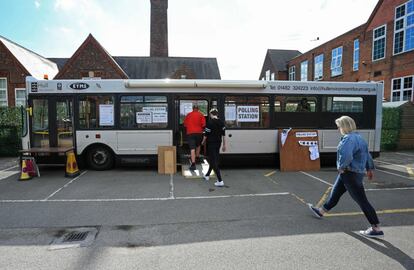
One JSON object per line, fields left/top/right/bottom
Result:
{"left": 32, "top": 99, "right": 49, "bottom": 147}
{"left": 225, "top": 96, "right": 269, "bottom": 128}
{"left": 323, "top": 96, "right": 363, "bottom": 112}
{"left": 78, "top": 95, "right": 114, "bottom": 129}
{"left": 284, "top": 96, "right": 317, "bottom": 112}
{"left": 120, "top": 95, "right": 168, "bottom": 129}
{"left": 179, "top": 100, "right": 208, "bottom": 124}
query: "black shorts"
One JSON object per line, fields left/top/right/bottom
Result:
{"left": 187, "top": 133, "right": 203, "bottom": 150}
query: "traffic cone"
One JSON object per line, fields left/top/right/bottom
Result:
{"left": 19, "top": 159, "right": 33, "bottom": 181}
{"left": 65, "top": 151, "right": 80, "bottom": 178}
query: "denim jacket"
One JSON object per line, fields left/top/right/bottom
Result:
{"left": 337, "top": 132, "right": 375, "bottom": 174}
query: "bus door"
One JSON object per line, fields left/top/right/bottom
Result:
{"left": 29, "top": 96, "right": 74, "bottom": 149}
{"left": 174, "top": 96, "right": 218, "bottom": 157}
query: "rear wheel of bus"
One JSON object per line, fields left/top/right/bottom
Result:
{"left": 86, "top": 145, "right": 114, "bottom": 170}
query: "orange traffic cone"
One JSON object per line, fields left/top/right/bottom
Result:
{"left": 65, "top": 151, "right": 80, "bottom": 178}
{"left": 19, "top": 159, "right": 33, "bottom": 181}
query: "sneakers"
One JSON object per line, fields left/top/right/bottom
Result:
{"left": 189, "top": 163, "right": 196, "bottom": 171}
{"left": 359, "top": 227, "right": 384, "bottom": 238}
{"left": 214, "top": 181, "right": 224, "bottom": 187}
{"left": 202, "top": 174, "right": 210, "bottom": 181}
{"left": 307, "top": 204, "right": 323, "bottom": 219}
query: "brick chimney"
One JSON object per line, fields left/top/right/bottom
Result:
{"left": 150, "top": 0, "right": 168, "bottom": 57}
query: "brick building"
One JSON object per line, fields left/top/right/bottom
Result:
{"left": 284, "top": 0, "right": 414, "bottom": 102}
{"left": 0, "top": 35, "right": 58, "bottom": 107}
{"left": 258, "top": 49, "right": 302, "bottom": 81}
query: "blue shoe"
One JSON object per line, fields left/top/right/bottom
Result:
{"left": 359, "top": 227, "right": 384, "bottom": 238}
{"left": 307, "top": 204, "right": 323, "bottom": 219}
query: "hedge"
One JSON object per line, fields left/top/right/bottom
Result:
{"left": 0, "top": 107, "right": 23, "bottom": 156}
{"left": 381, "top": 107, "right": 401, "bottom": 150}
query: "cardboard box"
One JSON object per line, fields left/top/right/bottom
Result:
{"left": 158, "top": 146, "right": 177, "bottom": 174}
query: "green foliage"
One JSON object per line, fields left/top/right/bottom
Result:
{"left": 0, "top": 107, "right": 23, "bottom": 156}
{"left": 381, "top": 107, "right": 401, "bottom": 151}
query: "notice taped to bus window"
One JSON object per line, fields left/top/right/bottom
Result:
{"left": 152, "top": 112, "right": 168, "bottom": 123}
{"left": 237, "top": 106, "right": 259, "bottom": 122}
{"left": 225, "top": 104, "right": 236, "bottom": 121}
{"left": 136, "top": 112, "right": 152, "bottom": 124}
{"left": 99, "top": 104, "right": 114, "bottom": 126}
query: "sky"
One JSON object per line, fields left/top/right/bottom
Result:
{"left": 0, "top": 0, "right": 379, "bottom": 80}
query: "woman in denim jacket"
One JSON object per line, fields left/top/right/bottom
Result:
{"left": 308, "top": 116, "right": 384, "bottom": 238}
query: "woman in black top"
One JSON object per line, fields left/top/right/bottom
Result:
{"left": 201, "top": 108, "right": 226, "bottom": 187}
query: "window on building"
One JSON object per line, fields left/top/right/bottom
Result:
{"left": 271, "top": 72, "right": 275, "bottom": 81}
{"left": 391, "top": 76, "right": 413, "bottom": 101}
{"left": 373, "top": 24, "right": 386, "bottom": 61}
{"left": 331, "top": 46, "right": 343, "bottom": 77}
{"left": 314, "top": 54, "right": 324, "bottom": 80}
{"left": 300, "top": 61, "right": 308, "bottom": 81}
{"left": 394, "top": 0, "right": 414, "bottom": 54}
{"left": 0, "top": 78, "right": 8, "bottom": 107}
{"left": 224, "top": 96, "right": 269, "bottom": 128}
{"left": 289, "top": 66, "right": 296, "bottom": 81}
{"left": 353, "top": 39, "right": 360, "bottom": 71}
{"left": 15, "top": 88, "right": 26, "bottom": 107}
{"left": 265, "top": 70, "right": 270, "bottom": 81}
{"left": 120, "top": 95, "right": 168, "bottom": 129}
{"left": 78, "top": 95, "right": 114, "bottom": 129}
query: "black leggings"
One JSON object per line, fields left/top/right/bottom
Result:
{"left": 206, "top": 142, "right": 222, "bottom": 182}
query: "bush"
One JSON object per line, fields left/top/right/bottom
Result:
{"left": 0, "top": 107, "right": 23, "bottom": 156}
{"left": 381, "top": 107, "right": 401, "bottom": 151}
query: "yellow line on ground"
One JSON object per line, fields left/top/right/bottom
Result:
{"left": 316, "top": 187, "right": 332, "bottom": 208}
{"left": 264, "top": 171, "right": 276, "bottom": 177}
{"left": 325, "top": 208, "right": 414, "bottom": 217}
{"left": 406, "top": 167, "right": 414, "bottom": 177}
{"left": 291, "top": 193, "right": 307, "bottom": 205}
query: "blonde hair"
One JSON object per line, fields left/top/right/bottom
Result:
{"left": 335, "top": 116, "right": 357, "bottom": 135}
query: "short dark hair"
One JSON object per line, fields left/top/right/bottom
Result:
{"left": 193, "top": 105, "right": 199, "bottom": 110}
{"left": 209, "top": 108, "right": 219, "bottom": 116}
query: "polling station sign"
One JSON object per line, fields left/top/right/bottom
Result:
{"left": 237, "top": 106, "right": 259, "bottom": 122}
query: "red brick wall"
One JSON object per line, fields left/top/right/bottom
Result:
{"left": 150, "top": 0, "right": 168, "bottom": 57}
{"left": 0, "top": 41, "right": 29, "bottom": 107}
{"left": 55, "top": 41, "right": 126, "bottom": 79}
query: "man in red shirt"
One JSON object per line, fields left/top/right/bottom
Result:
{"left": 184, "top": 105, "right": 206, "bottom": 170}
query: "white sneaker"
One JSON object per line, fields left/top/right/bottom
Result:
{"left": 202, "top": 174, "right": 210, "bottom": 181}
{"left": 214, "top": 181, "right": 224, "bottom": 187}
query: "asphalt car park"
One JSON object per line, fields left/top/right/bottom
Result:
{"left": 0, "top": 152, "right": 413, "bottom": 269}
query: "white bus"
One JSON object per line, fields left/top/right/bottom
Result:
{"left": 22, "top": 77, "right": 383, "bottom": 169}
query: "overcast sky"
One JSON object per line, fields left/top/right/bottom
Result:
{"left": 1, "top": 0, "right": 379, "bottom": 79}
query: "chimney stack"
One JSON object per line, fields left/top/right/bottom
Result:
{"left": 150, "top": 0, "right": 168, "bottom": 57}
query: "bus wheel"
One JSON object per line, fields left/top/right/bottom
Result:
{"left": 87, "top": 146, "right": 114, "bottom": 170}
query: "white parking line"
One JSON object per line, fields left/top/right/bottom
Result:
{"left": 169, "top": 174, "right": 174, "bottom": 199}
{"left": 0, "top": 192, "right": 290, "bottom": 203}
{"left": 375, "top": 160, "right": 414, "bottom": 170}
{"left": 376, "top": 168, "right": 414, "bottom": 180}
{"left": 43, "top": 171, "right": 88, "bottom": 200}
{"left": 1, "top": 165, "right": 19, "bottom": 171}
{"left": 300, "top": 171, "right": 333, "bottom": 187}
{"left": 0, "top": 170, "right": 19, "bottom": 181}
{"left": 394, "top": 152, "right": 414, "bottom": 157}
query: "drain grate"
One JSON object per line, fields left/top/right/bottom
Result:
{"left": 63, "top": 231, "right": 89, "bottom": 242}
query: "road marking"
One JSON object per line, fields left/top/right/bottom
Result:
{"left": 365, "top": 187, "right": 414, "bottom": 191}
{"left": 394, "top": 152, "right": 414, "bottom": 157}
{"left": 169, "top": 174, "right": 175, "bottom": 199}
{"left": 325, "top": 208, "right": 414, "bottom": 217}
{"left": 376, "top": 168, "right": 414, "bottom": 180}
{"left": 0, "top": 192, "right": 290, "bottom": 203}
{"left": 43, "top": 170, "right": 88, "bottom": 200}
{"left": 316, "top": 187, "right": 332, "bottom": 208}
{"left": 300, "top": 171, "right": 333, "bottom": 186}
{"left": 290, "top": 193, "right": 307, "bottom": 205}
{"left": 264, "top": 171, "right": 276, "bottom": 177}
{"left": 1, "top": 165, "right": 19, "bottom": 171}
{"left": 0, "top": 170, "right": 19, "bottom": 181}
{"left": 407, "top": 167, "right": 414, "bottom": 177}
{"left": 375, "top": 160, "right": 414, "bottom": 171}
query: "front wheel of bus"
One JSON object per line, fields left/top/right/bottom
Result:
{"left": 87, "top": 146, "right": 114, "bottom": 170}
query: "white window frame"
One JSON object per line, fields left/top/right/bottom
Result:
{"left": 372, "top": 24, "right": 387, "bottom": 61}
{"left": 265, "top": 70, "right": 270, "bottom": 81}
{"left": 0, "top": 77, "right": 8, "bottom": 107}
{"left": 15, "top": 88, "right": 26, "bottom": 107}
{"left": 331, "top": 46, "right": 343, "bottom": 77}
{"left": 353, "top": 39, "right": 359, "bottom": 71}
{"left": 393, "top": 0, "right": 414, "bottom": 55}
{"left": 300, "top": 61, "right": 308, "bottom": 81}
{"left": 288, "top": 66, "right": 296, "bottom": 81}
{"left": 270, "top": 72, "right": 275, "bottom": 81}
{"left": 391, "top": 75, "right": 414, "bottom": 102}
{"left": 314, "top": 54, "right": 324, "bottom": 81}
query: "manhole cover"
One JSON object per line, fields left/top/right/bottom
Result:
{"left": 49, "top": 227, "right": 98, "bottom": 250}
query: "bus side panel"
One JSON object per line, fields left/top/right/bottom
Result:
{"left": 318, "top": 129, "right": 376, "bottom": 153}
{"left": 116, "top": 130, "right": 173, "bottom": 154}
{"left": 224, "top": 130, "right": 278, "bottom": 154}
{"left": 76, "top": 130, "right": 173, "bottom": 155}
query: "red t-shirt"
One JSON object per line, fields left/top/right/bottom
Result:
{"left": 184, "top": 110, "right": 206, "bottom": 134}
